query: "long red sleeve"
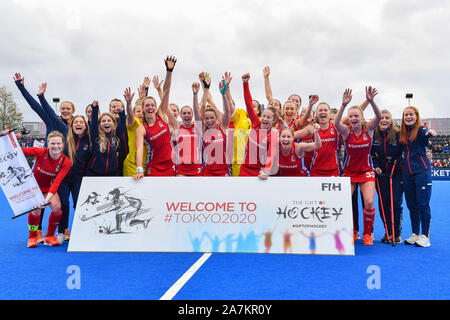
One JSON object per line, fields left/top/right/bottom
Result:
{"left": 22, "top": 147, "right": 43, "bottom": 157}
{"left": 243, "top": 82, "right": 261, "bottom": 128}
{"left": 48, "top": 156, "right": 71, "bottom": 194}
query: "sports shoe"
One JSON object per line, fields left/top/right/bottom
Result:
{"left": 37, "top": 230, "right": 44, "bottom": 244}
{"left": 415, "top": 235, "right": 430, "bottom": 247}
{"left": 381, "top": 234, "right": 391, "bottom": 244}
{"left": 44, "top": 236, "right": 60, "bottom": 246}
{"left": 404, "top": 233, "right": 420, "bottom": 245}
{"left": 57, "top": 233, "right": 65, "bottom": 245}
{"left": 64, "top": 229, "right": 70, "bottom": 241}
{"left": 27, "top": 237, "right": 38, "bottom": 248}
{"left": 363, "top": 234, "right": 373, "bottom": 246}
{"left": 394, "top": 235, "right": 402, "bottom": 244}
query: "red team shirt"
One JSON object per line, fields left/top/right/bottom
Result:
{"left": 202, "top": 126, "right": 229, "bottom": 176}
{"left": 310, "top": 121, "right": 341, "bottom": 177}
{"left": 22, "top": 147, "right": 71, "bottom": 194}
{"left": 175, "top": 124, "right": 202, "bottom": 176}
{"left": 278, "top": 142, "right": 308, "bottom": 176}
{"left": 341, "top": 126, "right": 375, "bottom": 183}
{"left": 239, "top": 82, "right": 275, "bottom": 177}
{"left": 144, "top": 115, "right": 175, "bottom": 176}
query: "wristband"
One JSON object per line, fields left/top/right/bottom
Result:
{"left": 136, "top": 166, "right": 144, "bottom": 174}
{"left": 165, "top": 57, "right": 176, "bottom": 72}
{"left": 202, "top": 78, "right": 211, "bottom": 89}
{"left": 219, "top": 80, "right": 228, "bottom": 95}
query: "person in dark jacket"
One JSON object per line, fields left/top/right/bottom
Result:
{"left": 86, "top": 101, "right": 125, "bottom": 176}
{"left": 371, "top": 110, "right": 403, "bottom": 244}
{"left": 36, "top": 85, "right": 92, "bottom": 244}
{"left": 399, "top": 106, "right": 436, "bottom": 247}
{"left": 13, "top": 74, "right": 67, "bottom": 141}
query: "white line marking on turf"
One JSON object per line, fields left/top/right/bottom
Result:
{"left": 160, "top": 253, "right": 212, "bottom": 300}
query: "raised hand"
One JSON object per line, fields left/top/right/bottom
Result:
{"left": 241, "top": 73, "right": 250, "bottom": 83}
{"left": 309, "top": 94, "right": 319, "bottom": 106}
{"left": 123, "top": 87, "right": 135, "bottom": 105}
{"left": 138, "top": 84, "right": 147, "bottom": 99}
{"left": 152, "top": 75, "right": 163, "bottom": 91}
{"left": 14, "top": 73, "right": 24, "bottom": 84}
{"left": 222, "top": 72, "right": 232, "bottom": 86}
{"left": 143, "top": 76, "right": 150, "bottom": 89}
{"left": 192, "top": 82, "right": 200, "bottom": 95}
{"left": 198, "top": 72, "right": 205, "bottom": 81}
{"left": 365, "top": 86, "right": 378, "bottom": 102}
{"left": 38, "top": 82, "right": 47, "bottom": 96}
{"left": 164, "top": 55, "right": 177, "bottom": 72}
{"left": 201, "top": 72, "right": 211, "bottom": 89}
{"left": 263, "top": 66, "right": 270, "bottom": 78}
{"left": 342, "top": 89, "right": 352, "bottom": 107}
{"left": 92, "top": 100, "right": 99, "bottom": 108}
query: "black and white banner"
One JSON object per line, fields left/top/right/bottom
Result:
{"left": 0, "top": 131, "right": 46, "bottom": 217}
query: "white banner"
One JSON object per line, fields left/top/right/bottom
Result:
{"left": 0, "top": 132, "right": 46, "bottom": 217}
{"left": 69, "top": 177, "right": 354, "bottom": 255}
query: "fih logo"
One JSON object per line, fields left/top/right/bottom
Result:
{"left": 321, "top": 183, "right": 341, "bottom": 191}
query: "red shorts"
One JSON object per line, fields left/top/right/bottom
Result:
{"left": 342, "top": 170, "right": 375, "bottom": 183}
{"left": 203, "top": 166, "right": 230, "bottom": 177}
{"left": 238, "top": 165, "right": 260, "bottom": 177}
{"left": 147, "top": 160, "right": 175, "bottom": 176}
{"left": 310, "top": 168, "right": 340, "bottom": 177}
{"left": 176, "top": 164, "right": 203, "bottom": 176}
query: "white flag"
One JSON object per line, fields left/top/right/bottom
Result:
{"left": 0, "top": 132, "right": 46, "bottom": 218}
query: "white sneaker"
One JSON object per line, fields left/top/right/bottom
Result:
{"left": 57, "top": 233, "right": 65, "bottom": 245}
{"left": 415, "top": 235, "right": 430, "bottom": 247}
{"left": 404, "top": 233, "right": 420, "bottom": 245}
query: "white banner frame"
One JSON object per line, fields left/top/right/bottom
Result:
{"left": 69, "top": 177, "right": 355, "bottom": 255}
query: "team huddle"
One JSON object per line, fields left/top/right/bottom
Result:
{"left": 7, "top": 55, "right": 435, "bottom": 249}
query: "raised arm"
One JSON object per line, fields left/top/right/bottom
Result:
{"left": 192, "top": 82, "right": 201, "bottom": 122}
{"left": 334, "top": 89, "right": 352, "bottom": 140}
{"left": 263, "top": 66, "right": 274, "bottom": 104}
{"left": 156, "top": 56, "right": 177, "bottom": 122}
{"left": 365, "top": 86, "right": 382, "bottom": 132}
{"left": 222, "top": 72, "right": 235, "bottom": 116}
{"left": 295, "top": 95, "right": 319, "bottom": 129}
{"left": 219, "top": 79, "right": 230, "bottom": 131}
{"left": 36, "top": 82, "right": 67, "bottom": 135}
{"left": 242, "top": 73, "right": 260, "bottom": 127}
{"left": 152, "top": 75, "right": 164, "bottom": 101}
{"left": 199, "top": 72, "right": 223, "bottom": 122}
{"left": 13, "top": 73, "right": 49, "bottom": 124}
{"left": 90, "top": 100, "right": 100, "bottom": 144}
{"left": 123, "top": 87, "right": 135, "bottom": 127}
